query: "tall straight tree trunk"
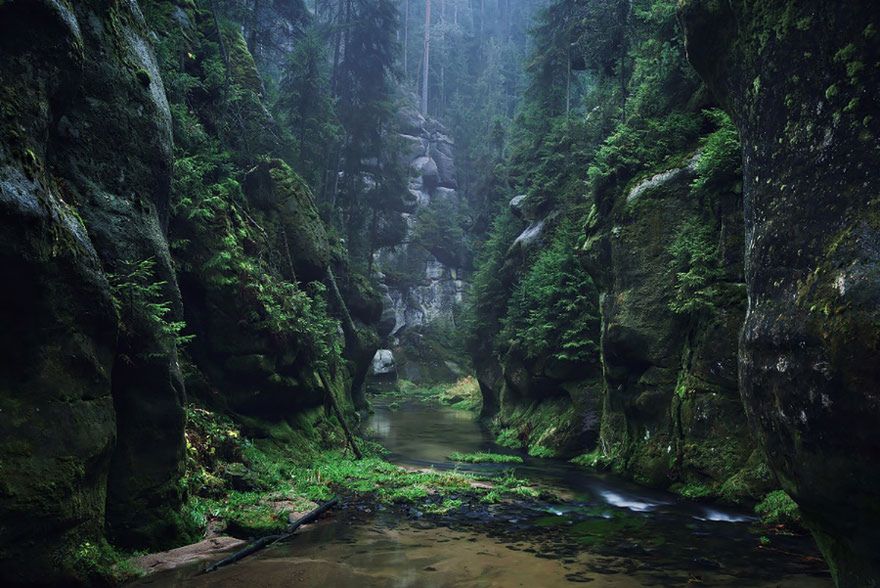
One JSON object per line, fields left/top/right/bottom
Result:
{"left": 331, "top": 0, "right": 343, "bottom": 93}
{"left": 421, "top": 0, "right": 431, "bottom": 114}
{"left": 247, "top": 0, "right": 263, "bottom": 55}
{"left": 403, "top": 0, "right": 409, "bottom": 78}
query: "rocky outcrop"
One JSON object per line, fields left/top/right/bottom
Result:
{"left": 371, "top": 349, "right": 397, "bottom": 378}
{"left": 0, "top": 0, "right": 186, "bottom": 581}
{"left": 372, "top": 104, "right": 469, "bottom": 383}
{"left": 584, "top": 145, "right": 765, "bottom": 497}
{"left": 680, "top": 2, "right": 880, "bottom": 584}
{"left": 472, "top": 196, "right": 604, "bottom": 457}
{"left": 146, "top": 0, "right": 379, "bottom": 416}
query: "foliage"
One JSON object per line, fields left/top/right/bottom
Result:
{"left": 755, "top": 490, "right": 802, "bottom": 526}
{"left": 412, "top": 197, "right": 470, "bottom": 267}
{"left": 180, "top": 404, "right": 549, "bottom": 540}
{"left": 500, "top": 221, "right": 600, "bottom": 363}
{"left": 692, "top": 109, "right": 742, "bottom": 197}
{"left": 587, "top": 112, "right": 702, "bottom": 203}
{"left": 678, "top": 482, "right": 712, "bottom": 499}
{"left": 66, "top": 539, "right": 142, "bottom": 586}
{"left": 439, "top": 376, "right": 482, "bottom": 412}
{"left": 495, "top": 427, "right": 525, "bottom": 449}
{"left": 448, "top": 452, "right": 524, "bottom": 464}
{"left": 667, "top": 218, "right": 724, "bottom": 317}
{"left": 527, "top": 445, "right": 557, "bottom": 458}
{"left": 571, "top": 450, "right": 611, "bottom": 469}
{"left": 466, "top": 208, "right": 523, "bottom": 354}
{"left": 108, "top": 258, "right": 193, "bottom": 348}
{"left": 380, "top": 376, "right": 482, "bottom": 412}
{"left": 275, "top": 26, "right": 341, "bottom": 189}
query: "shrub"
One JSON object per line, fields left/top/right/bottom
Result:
{"left": 755, "top": 490, "right": 801, "bottom": 526}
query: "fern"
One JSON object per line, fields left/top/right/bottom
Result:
{"left": 108, "top": 258, "right": 194, "bottom": 348}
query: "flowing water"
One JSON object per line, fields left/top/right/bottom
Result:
{"left": 135, "top": 396, "right": 832, "bottom": 587}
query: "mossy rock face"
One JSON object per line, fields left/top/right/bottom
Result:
{"left": 587, "top": 142, "right": 757, "bottom": 497}
{"left": 243, "top": 159, "right": 330, "bottom": 282}
{"left": 681, "top": 1, "right": 880, "bottom": 584}
{"left": 49, "top": 0, "right": 187, "bottom": 550}
{"left": 0, "top": 0, "right": 187, "bottom": 581}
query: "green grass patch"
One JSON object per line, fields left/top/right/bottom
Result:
{"left": 448, "top": 451, "right": 524, "bottom": 464}
{"left": 570, "top": 450, "right": 609, "bottom": 469}
{"left": 527, "top": 445, "right": 556, "bottom": 458}
{"left": 180, "top": 404, "right": 548, "bottom": 539}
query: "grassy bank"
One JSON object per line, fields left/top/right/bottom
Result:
{"left": 182, "top": 404, "right": 544, "bottom": 538}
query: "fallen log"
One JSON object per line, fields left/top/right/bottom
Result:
{"left": 202, "top": 496, "right": 339, "bottom": 574}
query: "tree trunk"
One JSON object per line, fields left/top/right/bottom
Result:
{"left": 421, "top": 0, "right": 431, "bottom": 114}
{"left": 331, "top": 0, "right": 343, "bottom": 93}
{"left": 203, "top": 498, "right": 339, "bottom": 574}
{"left": 403, "top": 0, "right": 409, "bottom": 78}
{"left": 247, "top": 0, "right": 263, "bottom": 55}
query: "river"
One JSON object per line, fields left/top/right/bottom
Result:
{"left": 134, "top": 395, "right": 832, "bottom": 587}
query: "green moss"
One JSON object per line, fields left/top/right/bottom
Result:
{"left": 424, "top": 498, "right": 463, "bottom": 514}
{"left": 570, "top": 450, "right": 610, "bottom": 469}
{"left": 181, "top": 404, "right": 551, "bottom": 537}
{"left": 834, "top": 44, "right": 857, "bottom": 63}
{"left": 65, "top": 539, "right": 143, "bottom": 586}
{"left": 527, "top": 445, "right": 556, "bottom": 458}
{"left": 677, "top": 482, "right": 712, "bottom": 499}
{"left": 495, "top": 427, "right": 524, "bottom": 449}
{"left": 448, "top": 452, "right": 524, "bottom": 464}
{"left": 134, "top": 68, "right": 151, "bottom": 87}
{"left": 226, "top": 504, "right": 288, "bottom": 537}
{"left": 844, "top": 98, "right": 860, "bottom": 113}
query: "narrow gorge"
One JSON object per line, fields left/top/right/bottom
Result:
{"left": 0, "top": 1, "right": 877, "bottom": 587}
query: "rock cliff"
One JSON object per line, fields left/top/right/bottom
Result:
{"left": 0, "top": 0, "right": 186, "bottom": 581}
{"left": 0, "top": 1, "right": 379, "bottom": 584}
{"left": 680, "top": 1, "right": 880, "bottom": 584}
{"left": 372, "top": 103, "right": 470, "bottom": 383}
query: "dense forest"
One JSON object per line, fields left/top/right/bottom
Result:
{"left": 0, "top": 0, "right": 878, "bottom": 586}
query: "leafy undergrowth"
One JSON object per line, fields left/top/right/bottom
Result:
{"left": 449, "top": 451, "right": 524, "bottom": 464}
{"left": 181, "top": 404, "right": 548, "bottom": 542}
{"left": 755, "top": 490, "right": 802, "bottom": 527}
{"left": 66, "top": 539, "right": 145, "bottom": 586}
{"left": 570, "top": 450, "right": 611, "bottom": 470}
{"left": 381, "top": 376, "right": 483, "bottom": 412}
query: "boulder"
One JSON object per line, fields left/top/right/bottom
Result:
{"left": 371, "top": 349, "right": 397, "bottom": 378}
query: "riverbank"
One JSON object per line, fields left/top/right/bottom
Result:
{"left": 118, "top": 389, "right": 829, "bottom": 586}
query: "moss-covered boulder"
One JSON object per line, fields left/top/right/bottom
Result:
{"left": 680, "top": 2, "right": 880, "bottom": 584}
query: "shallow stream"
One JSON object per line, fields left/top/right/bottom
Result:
{"left": 135, "top": 397, "right": 832, "bottom": 587}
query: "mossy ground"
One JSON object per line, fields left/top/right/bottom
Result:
{"left": 448, "top": 451, "right": 524, "bottom": 464}
{"left": 177, "top": 403, "right": 548, "bottom": 546}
